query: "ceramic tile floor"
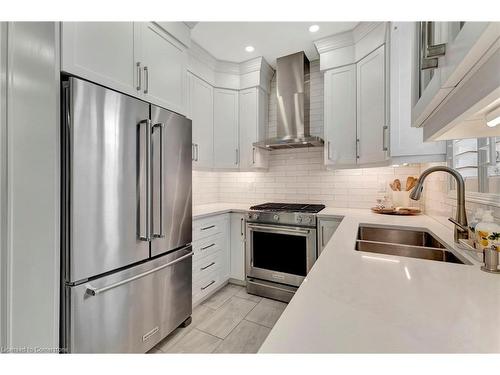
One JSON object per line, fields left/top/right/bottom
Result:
{"left": 149, "top": 283, "right": 287, "bottom": 354}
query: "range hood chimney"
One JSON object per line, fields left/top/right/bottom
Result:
{"left": 254, "top": 51, "right": 324, "bottom": 150}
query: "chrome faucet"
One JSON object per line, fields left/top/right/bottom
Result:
{"left": 410, "top": 166, "right": 468, "bottom": 243}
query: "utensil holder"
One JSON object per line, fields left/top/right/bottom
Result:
{"left": 391, "top": 191, "right": 411, "bottom": 208}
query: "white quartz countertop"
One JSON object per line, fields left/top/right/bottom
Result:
{"left": 193, "top": 203, "right": 251, "bottom": 219}
{"left": 193, "top": 204, "right": 500, "bottom": 352}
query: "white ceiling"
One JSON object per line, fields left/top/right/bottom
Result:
{"left": 190, "top": 22, "right": 359, "bottom": 67}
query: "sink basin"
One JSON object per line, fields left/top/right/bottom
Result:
{"left": 355, "top": 224, "right": 471, "bottom": 265}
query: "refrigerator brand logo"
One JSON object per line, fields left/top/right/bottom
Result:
{"left": 142, "top": 326, "right": 159, "bottom": 342}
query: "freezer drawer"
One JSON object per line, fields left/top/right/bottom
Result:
{"left": 64, "top": 246, "right": 192, "bottom": 353}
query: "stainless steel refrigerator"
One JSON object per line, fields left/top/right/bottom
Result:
{"left": 60, "top": 77, "right": 193, "bottom": 353}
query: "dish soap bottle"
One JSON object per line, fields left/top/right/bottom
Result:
{"left": 475, "top": 210, "right": 500, "bottom": 251}
{"left": 468, "top": 208, "right": 484, "bottom": 248}
{"left": 475, "top": 210, "right": 500, "bottom": 273}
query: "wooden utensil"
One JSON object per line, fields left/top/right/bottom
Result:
{"left": 394, "top": 179, "right": 401, "bottom": 191}
{"left": 405, "top": 176, "right": 415, "bottom": 191}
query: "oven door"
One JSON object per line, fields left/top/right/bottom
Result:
{"left": 246, "top": 223, "right": 317, "bottom": 287}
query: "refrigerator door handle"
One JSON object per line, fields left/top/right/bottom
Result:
{"left": 85, "top": 251, "right": 194, "bottom": 296}
{"left": 152, "top": 122, "right": 165, "bottom": 239}
{"left": 139, "top": 119, "right": 152, "bottom": 242}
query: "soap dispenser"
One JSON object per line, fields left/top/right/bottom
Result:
{"left": 475, "top": 210, "right": 500, "bottom": 273}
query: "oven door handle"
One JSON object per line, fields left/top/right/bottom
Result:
{"left": 247, "top": 223, "right": 311, "bottom": 236}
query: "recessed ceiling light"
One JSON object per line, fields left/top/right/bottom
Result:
{"left": 245, "top": 45, "right": 255, "bottom": 53}
{"left": 309, "top": 25, "right": 320, "bottom": 33}
{"left": 485, "top": 106, "right": 500, "bottom": 127}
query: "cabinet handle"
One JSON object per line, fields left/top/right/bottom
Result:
{"left": 201, "top": 280, "right": 215, "bottom": 291}
{"left": 252, "top": 147, "right": 255, "bottom": 165}
{"left": 192, "top": 143, "right": 196, "bottom": 161}
{"left": 240, "top": 218, "right": 244, "bottom": 236}
{"left": 420, "top": 22, "right": 446, "bottom": 70}
{"left": 235, "top": 149, "right": 239, "bottom": 165}
{"left": 136, "top": 62, "right": 142, "bottom": 91}
{"left": 356, "top": 138, "right": 360, "bottom": 160}
{"left": 382, "top": 125, "right": 388, "bottom": 152}
{"left": 200, "top": 225, "right": 215, "bottom": 231}
{"left": 200, "top": 262, "right": 216, "bottom": 271}
{"left": 200, "top": 243, "right": 215, "bottom": 251}
{"left": 143, "top": 66, "right": 149, "bottom": 94}
{"left": 327, "top": 141, "right": 331, "bottom": 160}
{"left": 321, "top": 226, "right": 325, "bottom": 247}
{"left": 195, "top": 144, "right": 199, "bottom": 161}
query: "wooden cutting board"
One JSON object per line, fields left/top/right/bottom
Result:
{"left": 371, "top": 207, "right": 422, "bottom": 215}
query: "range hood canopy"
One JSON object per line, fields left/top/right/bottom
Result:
{"left": 254, "top": 51, "right": 324, "bottom": 150}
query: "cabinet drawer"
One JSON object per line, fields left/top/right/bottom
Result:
{"left": 193, "top": 249, "right": 224, "bottom": 282}
{"left": 192, "top": 234, "right": 224, "bottom": 262}
{"left": 193, "top": 215, "right": 226, "bottom": 241}
{"left": 192, "top": 269, "right": 223, "bottom": 304}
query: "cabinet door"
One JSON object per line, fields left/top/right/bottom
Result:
{"left": 189, "top": 73, "right": 213, "bottom": 169}
{"left": 390, "top": 23, "right": 445, "bottom": 161}
{"left": 61, "top": 22, "right": 137, "bottom": 97}
{"left": 324, "top": 65, "right": 357, "bottom": 167}
{"left": 229, "top": 213, "right": 246, "bottom": 282}
{"left": 318, "top": 218, "right": 342, "bottom": 256}
{"left": 357, "top": 45, "right": 388, "bottom": 165}
{"left": 138, "top": 22, "right": 187, "bottom": 115}
{"left": 213, "top": 88, "right": 239, "bottom": 168}
{"left": 239, "top": 88, "right": 269, "bottom": 169}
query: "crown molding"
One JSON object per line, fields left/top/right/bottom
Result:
{"left": 314, "top": 30, "right": 354, "bottom": 54}
{"left": 314, "top": 22, "right": 385, "bottom": 54}
{"left": 189, "top": 41, "right": 217, "bottom": 71}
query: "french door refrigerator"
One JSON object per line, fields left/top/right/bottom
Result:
{"left": 60, "top": 77, "right": 193, "bottom": 353}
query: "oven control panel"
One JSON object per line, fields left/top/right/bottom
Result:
{"left": 246, "top": 211, "right": 317, "bottom": 228}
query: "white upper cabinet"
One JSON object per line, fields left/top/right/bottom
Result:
{"left": 389, "top": 22, "right": 445, "bottom": 163}
{"left": 324, "top": 65, "right": 357, "bottom": 167}
{"left": 188, "top": 73, "right": 214, "bottom": 169}
{"left": 239, "top": 87, "right": 269, "bottom": 170}
{"left": 356, "top": 45, "right": 388, "bottom": 165}
{"left": 61, "top": 22, "right": 137, "bottom": 97}
{"left": 213, "top": 88, "right": 239, "bottom": 169}
{"left": 412, "top": 22, "right": 500, "bottom": 139}
{"left": 136, "top": 22, "right": 187, "bottom": 115}
{"left": 61, "top": 22, "right": 189, "bottom": 115}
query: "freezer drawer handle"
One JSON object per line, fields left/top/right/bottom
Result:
{"left": 200, "top": 262, "right": 216, "bottom": 271}
{"left": 85, "top": 251, "right": 193, "bottom": 296}
{"left": 201, "top": 280, "right": 215, "bottom": 291}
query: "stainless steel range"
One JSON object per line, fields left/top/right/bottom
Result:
{"left": 245, "top": 203, "right": 325, "bottom": 302}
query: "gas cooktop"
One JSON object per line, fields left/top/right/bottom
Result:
{"left": 249, "top": 202, "right": 325, "bottom": 213}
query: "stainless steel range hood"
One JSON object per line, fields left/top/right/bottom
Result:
{"left": 254, "top": 51, "right": 324, "bottom": 150}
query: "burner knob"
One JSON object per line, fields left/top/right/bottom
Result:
{"left": 296, "top": 216, "right": 302, "bottom": 223}
{"left": 247, "top": 213, "right": 252, "bottom": 220}
{"left": 252, "top": 213, "right": 260, "bottom": 220}
{"left": 273, "top": 214, "right": 280, "bottom": 221}
{"left": 304, "top": 216, "right": 312, "bottom": 224}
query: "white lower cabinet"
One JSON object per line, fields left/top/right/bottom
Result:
{"left": 192, "top": 214, "right": 230, "bottom": 306}
{"left": 317, "top": 217, "right": 343, "bottom": 256}
{"left": 229, "top": 213, "right": 246, "bottom": 282}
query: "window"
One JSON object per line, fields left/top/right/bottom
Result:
{"left": 448, "top": 137, "right": 500, "bottom": 198}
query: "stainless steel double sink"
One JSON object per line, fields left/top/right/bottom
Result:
{"left": 355, "top": 224, "right": 471, "bottom": 265}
